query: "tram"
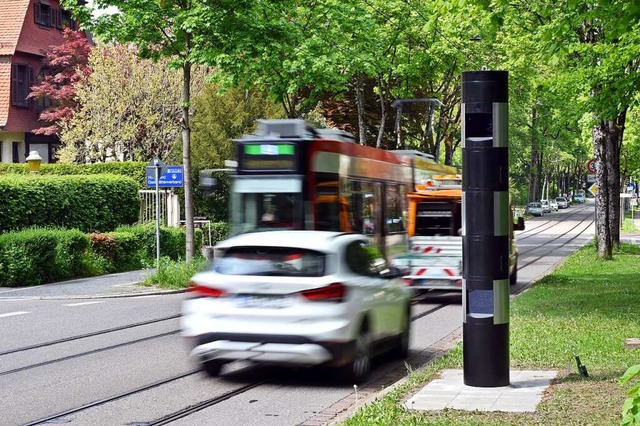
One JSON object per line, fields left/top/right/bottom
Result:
{"left": 229, "top": 119, "right": 457, "bottom": 257}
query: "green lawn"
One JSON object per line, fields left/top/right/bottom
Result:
{"left": 344, "top": 243, "right": 640, "bottom": 426}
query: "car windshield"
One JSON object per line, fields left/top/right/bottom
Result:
{"left": 556, "top": 197, "right": 565, "bottom": 202}
{"left": 529, "top": 203, "right": 541, "bottom": 208}
{"left": 212, "top": 246, "right": 326, "bottom": 277}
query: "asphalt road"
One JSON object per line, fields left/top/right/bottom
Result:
{"left": 0, "top": 203, "right": 596, "bottom": 426}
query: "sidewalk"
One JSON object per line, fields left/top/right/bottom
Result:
{"left": 0, "top": 269, "right": 185, "bottom": 300}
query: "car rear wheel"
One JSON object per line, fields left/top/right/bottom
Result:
{"left": 391, "top": 307, "right": 411, "bottom": 359}
{"left": 201, "top": 359, "right": 224, "bottom": 377}
{"left": 337, "top": 327, "right": 371, "bottom": 384}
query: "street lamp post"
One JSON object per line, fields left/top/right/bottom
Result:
{"left": 25, "top": 150, "right": 43, "bottom": 173}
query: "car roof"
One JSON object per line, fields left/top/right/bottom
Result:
{"left": 215, "top": 231, "right": 364, "bottom": 252}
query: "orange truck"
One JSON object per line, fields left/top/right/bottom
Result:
{"left": 392, "top": 175, "right": 524, "bottom": 292}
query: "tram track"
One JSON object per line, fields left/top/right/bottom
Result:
{"left": 0, "top": 314, "right": 179, "bottom": 357}
{"left": 17, "top": 298, "right": 450, "bottom": 425}
{"left": 516, "top": 207, "right": 594, "bottom": 270}
{"left": 516, "top": 204, "right": 593, "bottom": 241}
{"left": 0, "top": 330, "right": 178, "bottom": 377}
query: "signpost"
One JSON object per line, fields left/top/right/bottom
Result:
{"left": 586, "top": 159, "right": 596, "bottom": 174}
{"left": 588, "top": 183, "right": 597, "bottom": 197}
{"left": 146, "top": 158, "right": 167, "bottom": 269}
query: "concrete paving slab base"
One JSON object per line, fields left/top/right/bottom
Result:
{"left": 405, "top": 369, "right": 557, "bottom": 413}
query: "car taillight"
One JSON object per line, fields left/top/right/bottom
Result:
{"left": 300, "top": 283, "right": 346, "bottom": 302}
{"left": 187, "top": 281, "right": 226, "bottom": 298}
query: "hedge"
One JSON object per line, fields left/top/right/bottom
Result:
{"left": 0, "top": 228, "right": 90, "bottom": 287}
{"left": 0, "top": 162, "right": 147, "bottom": 187}
{"left": 114, "top": 223, "right": 204, "bottom": 261}
{"left": 0, "top": 225, "right": 202, "bottom": 287}
{"left": 0, "top": 174, "right": 140, "bottom": 233}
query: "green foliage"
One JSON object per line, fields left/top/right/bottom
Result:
{"left": 49, "top": 229, "right": 91, "bottom": 280}
{"left": 89, "top": 231, "right": 142, "bottom": 273}
{"left": 209, "top": 222, "right": 230, "bottom": 244}
{"left": 184, "top": 83, "right": 283, "bottom": 221}
{"left": 0, "top": 228, "right": 92, "bottom": 286}
{"left": 59, "top": 44, "right": 206, "bottom": 163}
{"left": 621, "top": 364, "right": 640, "bottom": 426}
{"left": 114, "top": 223, "right": 202, "bottom": 263}
{"left": 0, "top": 174, "right": 140, "bottom": 233}
{"left": 144, "top": 256, "right": 207, "bottom": 289}
{"left": 0, "top": 162, "right": 147, "bottom": 187}
{"left": 0, "top": 229, "right": 57, "bottom": 286}
{"left": 0, "top": 224, "right": 204, "bottom": 286}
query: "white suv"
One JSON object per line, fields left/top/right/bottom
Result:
{"left": 181, "top": 231, "right": 413, "bottom": 383}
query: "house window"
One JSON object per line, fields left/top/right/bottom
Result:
{"left": 60, "top": 10, "right": 75, "bottom": 30}
{"left": 35, "top": 3, "right": 53, "bottom": 27}
{"left": 11, "top": 64, "right": 32, "bottom": 107}
{"left": 12, "top": 142, "right": 21, "bottom": 163}
{"left": 35, "top": 69, "right": 54, "bottom": 113}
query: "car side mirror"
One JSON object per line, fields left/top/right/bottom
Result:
{"left": 380, "top": 266, "right": 404, "bottom": 279}
{"left": 513, "top": 216, "right": 525, "bottom": 231}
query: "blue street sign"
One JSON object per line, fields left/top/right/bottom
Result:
{"left": 146, "top": 165, "right": 184, "bottom": 187}
{"left": 626, "top": 182, "right": 636, "bottom": 192}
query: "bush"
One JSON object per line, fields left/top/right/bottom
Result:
{"left": 89, "top": 231, "right": 143, "bottom": 273}
{"left": 0, "top": 174, "right": 140, "bottom": 233}
{"left": 114, "top": 223, "right": 203, "bottom": 262}
{"left": 210, "top": 222, "right": 230, "bottom": 245}
{"left": 49, "top": 229, "right": 91, "bottom": 280}
{"left": 0, "top": 229, "right": 65, "bottom": 286}
{"left": 145, "top": 257, "right": 207, "bottom": 289}
{"left": 0, "top": 162, "right": 147, "bottom": 187}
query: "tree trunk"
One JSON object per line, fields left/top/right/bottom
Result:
{"left": 182, "top": 37, "right": 194, "bottom": 261}
{"left": 528, "top": 108, "right": 539, "bottom": 202}
{"left": 355, "top": 74, "right": 366, "bottom": 145}
{"left": 375, "top": 76, "right": 386, "bottom": 149}
{"left": 593, "top": 120, "right": 613, "bottom": 258}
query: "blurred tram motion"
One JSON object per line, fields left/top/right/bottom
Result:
{"left": 229, "top": 119, "right": 458, "bottom": 258}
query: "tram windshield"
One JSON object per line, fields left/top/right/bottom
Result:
{"left": 231, "top": 191, "right": 303, "bottom": 234}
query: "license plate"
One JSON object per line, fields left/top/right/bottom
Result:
{"left": 234, "top": 294, "right": 290, "bottom": 309}
{"left": 414, "top": 279, "right": 457, "bottom": 287}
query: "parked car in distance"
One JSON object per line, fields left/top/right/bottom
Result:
{"left": 574, "top": 192, "right": 586, "bottom": 203}
{"left": 540, "top": 199, "right": 551, "bottom": 213}
{"left": 526, "top": 202, "right": 544, "bottom": 217}
{"left": 181, "top": 231, "right": 413, "bottom": 383}
{"left": 555, "top": 197, "right": 569, "bottom": 208}
{"left": 549, "top": 199, "right": 559, "bottom": 211}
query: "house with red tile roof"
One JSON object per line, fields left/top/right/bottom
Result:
{"left": 0, "top": 0, "right": 87, "bottom": 164}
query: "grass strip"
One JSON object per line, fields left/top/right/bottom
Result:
{"left": 343, "top": 243, "right": 640, "bottom": 426}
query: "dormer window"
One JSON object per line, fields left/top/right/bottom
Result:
{"left": 35, "top": 2, "right": 53, "bottom": 27}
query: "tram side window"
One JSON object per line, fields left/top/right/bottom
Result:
{"left": 341, "top": 179, "right": 382, "bottom": 235}
{"left": 314, "top": 175, "right": 342, "bottom": 231}
{"left": 343, "top": 180, "right": 363, "bottom": 233}
{"left": 385, "top": 184, "right": 405, "bottom": 233}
